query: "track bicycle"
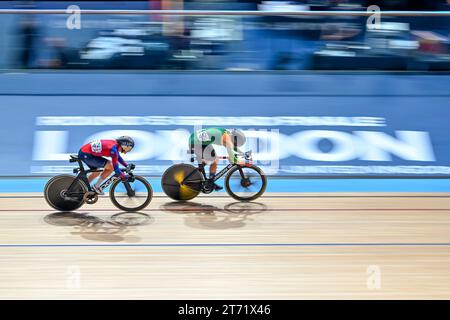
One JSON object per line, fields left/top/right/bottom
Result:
{"left": 44, "top": 155, "right": 153, "bottom": 212}
{"left": 161, "top": 150, "right": 267, "bottom": 201}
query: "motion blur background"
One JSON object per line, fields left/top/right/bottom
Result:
{"left": 2, "top": 2, "right": 450, "bottom": 300}
{"left": 1, "top": 0, "right": 450, "bottom": 185}
{"left": 3, "top": 0, "right": 450, "bottom": 70}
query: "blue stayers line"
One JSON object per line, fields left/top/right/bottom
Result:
{"left": 2, "top": 178, "right": 450, "bottom": 193}
{"left": 1, "top": 243, "right": 450, "bottom": 248}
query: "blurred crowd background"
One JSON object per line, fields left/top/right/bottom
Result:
{"left": 2, "top": 0, "right": 450, "bottom": 71}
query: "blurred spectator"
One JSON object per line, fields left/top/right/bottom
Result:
{"left": 258, "top": 1, "right": 310, "bottom": 11}
{"left": 44, "top": 37, "right": 80, "bottom": 69}
{"left": 5, "top": 0, "right": 450, "bottom": 71}
{"left": 361, "top": 0, "right": 446, "bottom": 10}
{"left": 16, "top": 16, "right": 40, "bottom": 68}
{"left": 412, "top": 31, "right": 449, "bottom": 55}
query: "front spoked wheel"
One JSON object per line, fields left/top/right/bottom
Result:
{"left": 109, "top": 176, "right": 153, "bottom": 212}
{"left": 225, "top": 165, "right": 267, "bottom": 201}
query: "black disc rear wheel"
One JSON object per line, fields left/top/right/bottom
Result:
{"left": 44, "top": 175, "right": 87, "bottom": 211}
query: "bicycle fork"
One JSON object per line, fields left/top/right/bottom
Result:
{"left": 234, "top": 166, "right": 251, "bottom": 186}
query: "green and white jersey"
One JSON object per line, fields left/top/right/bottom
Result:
{"left": 189, "top": 127, "right": 229, "bottom": 146}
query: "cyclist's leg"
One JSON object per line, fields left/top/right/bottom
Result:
{"left": 204, "top": 147, "right": 222, "bottom": 191}
{"left": 196, "top": 144, "right": 217, "bottom": 178}
{"left": 192, "top": 143, "right": 209, "bottom": 168}
{"left": 90, "top": 161, "right": 113, "bottom": 195}
{"left": 78, "top": 151, "right": 107, "bottom": 183}
{"left": 210, "top": 157, "right": 218, "bottom": 178}
{"left": 93, "top": 161, "right": 113, "bottom": 187}
{"left": 88, "top": 171, "right": 101, "bottom": 184}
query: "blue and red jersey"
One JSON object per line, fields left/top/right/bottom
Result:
{"left": 80, "top": 140, "right": 127, "bottom": 176}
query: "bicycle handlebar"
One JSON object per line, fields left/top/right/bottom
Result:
{"left": 121, "top": 164, "right": 136, "bottom": 174}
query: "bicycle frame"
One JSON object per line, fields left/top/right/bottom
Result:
{"left": 64, "top": 157, "right": 94, "bottom": 197}
{"left": 66, "top": 156, "right": 135, "bottom": 198}
{"left": 182, "top": 156, "right": 247, "bottom": 191}
{"left": 197, "top": 163, "right": 237, "bottom": 182}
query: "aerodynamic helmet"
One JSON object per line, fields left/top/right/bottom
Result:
{"left": 116, "top": 136, "right": 135, "bottom": 153}
{"left": 228, "top": 129, "right": 246, "bottom": 147}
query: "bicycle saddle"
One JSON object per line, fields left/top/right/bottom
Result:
{"left": 69, "top": 154, "right": 79, "bottom": 162}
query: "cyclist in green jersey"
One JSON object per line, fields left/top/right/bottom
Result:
{"left": 189, "top": 127, "right": 246, "bottom": 191}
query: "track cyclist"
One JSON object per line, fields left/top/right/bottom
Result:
{"left": 78, "top": 136, "right": 135, "bottom": 195}
{"left": 189, "top": 127, "right": 246, "bottom": 191}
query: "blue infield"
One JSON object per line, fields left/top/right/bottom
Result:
{"left": 1, "top": 178, "right": 450, "bottom": 193}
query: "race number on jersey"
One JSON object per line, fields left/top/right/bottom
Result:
{"left": 90, "top": 140, "right": 102, "bottom": 153}
{"left": 197, "top": 130, "right": 211, "bottom": 142}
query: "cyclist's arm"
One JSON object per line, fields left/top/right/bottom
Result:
{"left": 118, "top": 154, "right": 128, "bottom": 167}
{"left": 110, "top": 146, "right": 126, "bottom": 177}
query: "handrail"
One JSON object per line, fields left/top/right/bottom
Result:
{"left": 0, "top": 9, "right": 449, "bottom": 17}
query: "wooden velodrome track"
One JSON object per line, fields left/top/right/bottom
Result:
{"left": 0, "top": 192, "right": 450, "bottom": 299}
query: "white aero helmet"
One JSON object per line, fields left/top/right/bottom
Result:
{"left": 228, "top": 129, "right": 246, "bottom": 147}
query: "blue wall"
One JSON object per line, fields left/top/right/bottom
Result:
{"left": 1, "top": 72, "right": 450, "bottom": 177}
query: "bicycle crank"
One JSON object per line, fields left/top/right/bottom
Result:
{"left": 83, "top": 191, "right": 99, "bottom": 205}
{"left": 201, "top": 180, "right": 215, "bottom": 194}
